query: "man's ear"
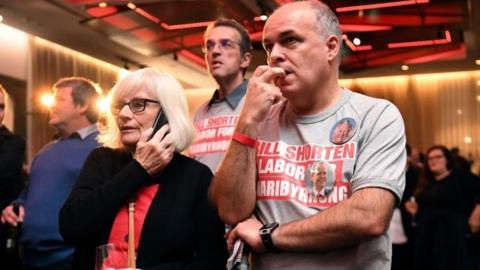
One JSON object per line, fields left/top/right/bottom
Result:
{"left": 325, "top": 35, "right": 340, "bottom": 62}
{"left": 76, "top": 103, "right": 89, "bottom": 116}
{"left": 240, "top": 52, "right": 252, "bottom": 69}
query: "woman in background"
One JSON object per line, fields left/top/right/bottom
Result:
{"left": 59, "top": 68, "right": 227, "bottom": 270}
{"left": 405, "top": 145, "right": 480, "bottom": 270}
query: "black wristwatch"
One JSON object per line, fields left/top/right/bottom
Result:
{"left": 259, "top": 222, "right": 279, "bottom": 252}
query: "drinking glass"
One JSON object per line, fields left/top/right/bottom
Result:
{"left": 95, "top": 243, "right": 129, "bottom": 270}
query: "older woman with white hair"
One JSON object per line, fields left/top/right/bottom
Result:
{"left": 59, "top": 68, "right": 227, "bottom": 270}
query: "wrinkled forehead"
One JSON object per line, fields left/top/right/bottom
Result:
{"left": 205, "top": 25, "right": 241, "bottom": 43}
{"left": 263, "top": 5, "right": 315, "bottom": 42}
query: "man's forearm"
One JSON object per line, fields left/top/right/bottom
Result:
{"left": 272, "top": 188, "right": 396, "bottom": 252}
{"left": 210, "top": 131, "right": 258, "bottom": 225}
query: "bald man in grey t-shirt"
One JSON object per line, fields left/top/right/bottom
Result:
{"left": 210, "top": 2, "right": 406, "bottom": 270}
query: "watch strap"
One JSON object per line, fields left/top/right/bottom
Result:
{"left": 260, "top": 222, "right": 279, "bottom": 252}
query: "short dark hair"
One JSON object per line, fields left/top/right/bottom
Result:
{"left": 204, "top": 18, "right": 252, "bottom": 56}
{"left": 54, "top": 77, "right": 100, "bottom": 123}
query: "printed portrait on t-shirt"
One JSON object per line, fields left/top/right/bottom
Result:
{"left": 306, "top": 161, "right": 336, "bottom": 197}
{"left": 330, "top": 118, "right": 357, "bottom": 145}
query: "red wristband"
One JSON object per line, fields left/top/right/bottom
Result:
{"left": 232, "top": 131, "right": 257, "bottom": 148}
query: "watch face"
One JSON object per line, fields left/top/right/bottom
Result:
{"left": 261, "top": 222, "right": 278, "bottom": 233}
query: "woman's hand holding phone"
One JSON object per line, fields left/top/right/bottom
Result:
{"left": 135, "top": 111, "right": 174, "bottom": 175}
{"left": 148, "top": 111, "right": 168, "bottom": 141}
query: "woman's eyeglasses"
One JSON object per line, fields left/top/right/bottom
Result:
{"left": 111, "top": 99, "right": 159, "bottom": 115}
{"left": 427, "top": 155, "right": 445, "bottom": 161}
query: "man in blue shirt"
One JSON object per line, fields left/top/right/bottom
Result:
{"left": 1, "top": 77, "right": 101, "bottom": 270}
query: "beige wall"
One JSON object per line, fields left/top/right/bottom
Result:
{"left": 340, "top": 70, "right": 480, "bottom": 173}
{"left": 184, "top": 87, "right": 215, "bottom": 119}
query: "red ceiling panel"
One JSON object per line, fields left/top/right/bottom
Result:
{"left": 178, "top": 50, "right": 206, "bottom": 68}
{"left": 336, "top": 0, "right": 429, "bottom": 13}
{"left": 340, "top": 14, "right": 463, "bottom": 26}
{"left": 60, "top": 0, "right": 472, "bottom": 73}
{"left": 102, "top": 14, "right": 139, "bottom": 30}
{"left": 86, "top": 6, "right": 117, "bottom": 17}
{"left": 155, "top": 39, "right": 181, "bottom": 51}
{"left": 130, "top": 28, "right": 160, "bottom": 43}
{"left": 341, "top": 24, "right": 393, "bottom": 33}
{"left": 65, "top": 0, "right": 108, "bottom": 4}
{"left": 180, "top": 32, "right": 204, "bottom": 48}
{"left": 404, "top": 44, "right": 465, "bottom": 64}
{"left": 341, "top": 43, "right": 463, "bottom": 71}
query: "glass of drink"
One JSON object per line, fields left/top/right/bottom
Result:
{"left": 95, "top": 243, "right": 128, "bottom": 270}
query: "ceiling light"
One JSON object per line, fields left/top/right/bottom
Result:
{"left": 98, "top": 2, "right": 107, "bottom": 8}
{"left": 457, "top": 109, "right": 463, "bottom": 115}
{"left": 254, "top": 15, "right": 268, "bottom": 22}
{"left": 342, "top": 34, "right": 372, "bottom": 51}
{"left": 127, "top": 3, "right": 136, "bottom": 9}
{"left": 353, "top": 38, "right": 361, "bottom": 46}
{"left": 401, "top": 65, "right": 409, "bottom": 71}
{"left": 464, "top": 136, "right": 472, "bottom": 144}
{"left": 160, "top": 21, "right": 212, "bottom": 30}
{"left": 476, "top": 95, "right": 480, "bottom": 102}
{"left": 475, "top": 59, "right": 480, "bottom": 66}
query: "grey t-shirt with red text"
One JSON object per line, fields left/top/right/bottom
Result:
{"left": 189, "top": 81, "right": 247, "bottom": 173}
{"left": 253, "top": 89, "right": 406, "bottom": 270}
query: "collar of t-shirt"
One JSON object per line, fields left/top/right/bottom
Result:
{"left": 287, "top": 88, "right": 352, "bottom": 124}
{"left": 64, "top": 124, "right": 98, "bottom": 140}
{"left": 208, "top": 80, "right": 248, "bottom": 109}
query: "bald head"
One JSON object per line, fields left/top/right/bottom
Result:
{"left": 269, "top": 1, "right": 341, "bottom": 38}
{"left": 264, "top": 1, "right": 342, "bottom": 66}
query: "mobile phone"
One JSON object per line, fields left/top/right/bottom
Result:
{"left": 148, "top": 110, "right": 168, "bottom": 141}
